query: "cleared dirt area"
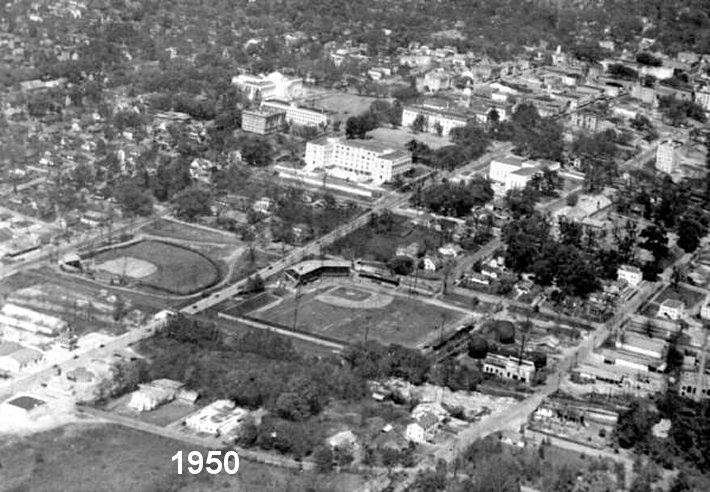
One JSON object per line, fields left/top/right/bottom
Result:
{"left": 96, "top": 257, "right": 157, "bottom": 279}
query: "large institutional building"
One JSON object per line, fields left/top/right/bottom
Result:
{"left": 232, "top": 72, "right": 303, "bottom": 101}
{"left": 655, "top": 139, "right": 681, "bottom": 175}
{"left": 401, "top": 103, "right": 475, "bottom": 137}
{"left": 241, "top": 107, "right": 286, "bottom": 135}
{"left": 261, "top": 100, "right": 329, "bottom": 127}
{"left": 488, "top": 155, "right": 559, "bottom": 195}
{"left": 304, "top": 137, "right": 412, "bottom": 185}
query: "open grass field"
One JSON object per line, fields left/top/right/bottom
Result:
{"left": 310, "top": 93, "right": 381, "bottom": 121}
{"left": 367, "top": 127, "right": 451, "bottom": 150}
{"left": 92, "top": 240, "right": 220, "bottom": 295}
{"left": 253, "top": 284, "right": 464, "bottom": 347}
{"left": 141, "top": 219, "right": 239, "bottom": 244}
{"left": 0, "top": 423, "right": 364, "bottom": 492}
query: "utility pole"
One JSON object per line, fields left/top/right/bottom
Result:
{"left": 292, "top": 281, "right": 303, "bottom": 331}
{"left": 518, "top": 318, "right": 531, "bottom": 365}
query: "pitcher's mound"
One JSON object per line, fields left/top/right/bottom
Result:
{"left": 96, "top": 257, "right": 157, "bottom": 279}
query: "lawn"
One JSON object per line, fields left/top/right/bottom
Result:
{"left": 0, "top": 423, "right": 363, "bottom": 492}
{"left": 141, "top": 219, "right": 239, "bottom": 244}
{"left": 253, "top": 284, "right": 464, "bottom": 347}
{"left": 310, "top": 93, "right": 381, "bottom": 121}
{"left": 368, "top": 127, "right": 451, "bottom": 150}
{"left": 92, "top": 240, "right": 220, "bottom": 295}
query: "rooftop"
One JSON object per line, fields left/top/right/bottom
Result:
{"left": 6, "top": 395, "right": 45, "bottom": 411}
{"left": 660, "top": 299, "right": 685, "bottom": 309}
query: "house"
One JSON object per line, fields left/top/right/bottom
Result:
{"left": 128, "top": 379, "right": 184, "bottom": 412}
{"left": 396, "top": 242, "right": 422, "bottom": 259}
{"left": 252, "top": 197, "right": 274, "bottom": 215}
{"left": 499, "top": 430, "right": 525, "bottom": 448}
{"left": 327, "top": 430, "right": 358, "bottom": 450}
{"left": 515, "top": 280, "right": 534, "bottom": 296}
{"left": 701, "top": 298, "right": 710, "bottom": 320}
{"left": 482, "top": 353, "right": 536, "bottom": 383}
{"left": 185, "top": 400, "right": 249, "bottom": 436}
{"left": 177, "top": 389, "right": 200, "bottom": 405}
{"left": 422, "top": 255, "right": 440, "bottom": 272}
{"left": 405, "top": 405, "right": 445, "bottom": 444}
{"left": 466, "top": 273, "right": 490, "bottom": 286}
{"left": 438, "top": 243, "right": 462, "bottom": 257}
{"left": 617, "top": 265, "right": 643, "bottom": 288}
{"left": 658, "top": 299, "right": 685, "bottom": 321}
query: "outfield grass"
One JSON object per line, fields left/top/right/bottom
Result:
{"left": 93, "top": 240, "right": 220, "bottom": 295}
{"left": 254, "top": 285, "right": 464, "bottom": 347}
{"left": 0, "top": 423, "right": 363, "bottom": 492}
{"left": 142, "top": 219, "right": 239, "bottom": 244}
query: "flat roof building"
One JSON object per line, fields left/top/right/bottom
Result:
{"left": 261, "top": 100, "right": 329, "bottom": 127}
{"left": 304, "top": 137, "right": 412, "bottom": 186}
{"left": 241, "top": 107, "right": 286, "bottom": 135}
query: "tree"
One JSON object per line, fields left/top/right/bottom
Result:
{"left": 677, "top": 211, "right": 707, "bottom": 253}
{"left": 411, "top": 113, "right": 427, "bottom": 133}
{"left": 241, "top": 137, "right": 273, "bottom": 167}
{"left": 639, "top": 225, "right": 669, "bottom": 260}
{"left": 468, "top": 336, "right": 488, "bottom": 359}
{"left": 173, "top": 185, "right": 212, "bottom": 220}
{"left": 313, "top": 445, "right": 334, "bottom": 473}
{"left": 114, "top": 182, "right": 154, "bottom": 217}
{"left": 389, "top": 256, "right": 414, "bottom": 275}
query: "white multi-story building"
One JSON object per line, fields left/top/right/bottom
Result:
{"left": 656, "top": 139, "right": 682, "bottom": 175}
{"left": 617, "top": 265, "right": 643, "bottom": 287}
{"left": 488, "top": 155, "right": 556, "bottom": 195}
{"left": 695, "top": 89, "right": 710, "bottom": 112}
{"left": 401, "top": 104, "right": 474, "bottom": 137}
{"left": 261, "top": 100, "right": 329, "bottom": 127}
{"left": 489, "top": 155, "right": 527, "bottom": 183}
{"left": 701, "top": 298, "right": 710, "bottom": 320}
{"left": 304, "top": 137, "right": 412, "bottom": 185}
{"left": 658, "top": 299, "right": 685, "bottom": 320}
{"left": 231, "top": 72, "right": 303, "bottom": 101}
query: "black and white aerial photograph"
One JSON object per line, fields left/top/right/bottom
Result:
{"left": 1, "top": 0, "right": 710, "bottom": 490}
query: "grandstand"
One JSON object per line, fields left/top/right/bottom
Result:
{"left": 284, "top": 259, "right": 352, "bottom": 285}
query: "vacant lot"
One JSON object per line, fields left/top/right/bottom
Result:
{"left": 254, "top": 284, "right": 463, "bottom": 347}
{"left": 92, "top": 241, "right": 220, "bottom": 295}
{"left": 142, "top": 219, "right": 239, "bottom": 244}
{"left": 0, "top": 423, "right": 361, "bottom": 492}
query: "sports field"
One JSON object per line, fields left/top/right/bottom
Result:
{"left": 254, "top": 284, "right": 464, "bottom": 347}
{"left": 92, "top": 240, "right": 220, "bottom": 295}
